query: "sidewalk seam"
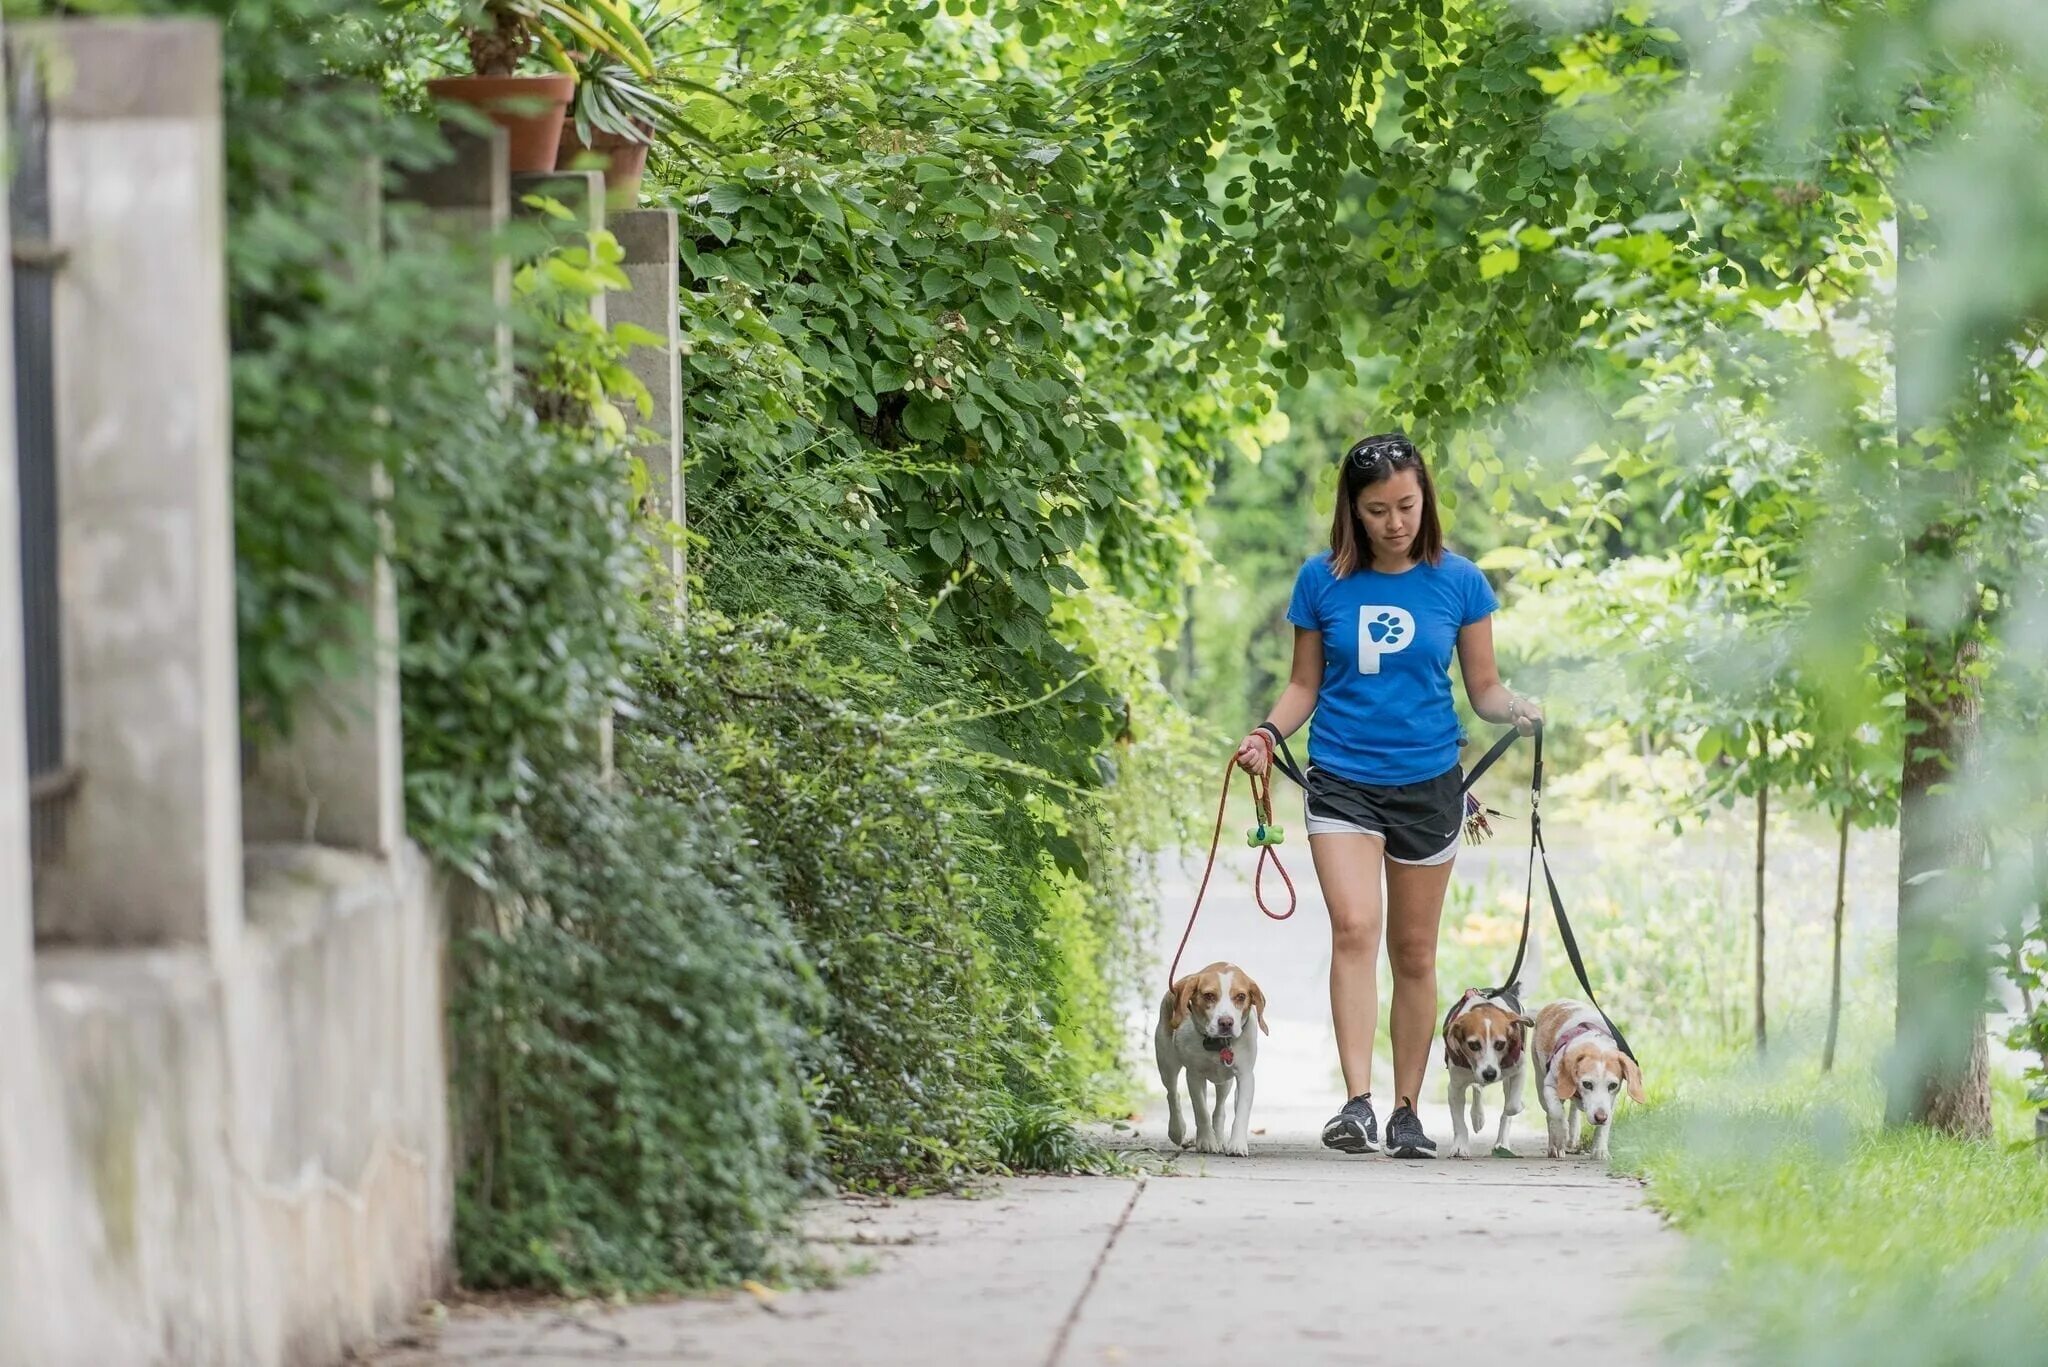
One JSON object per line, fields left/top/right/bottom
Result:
{"left": 1043, "top": 1175, "right": 1146, "bottom": 1367}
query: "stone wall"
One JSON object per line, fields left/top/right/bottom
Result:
{"left": 0, "top": 21, "right": 453, "bottom": 1366}
{"left": 0, "top": 19, "right": 689, "bottom": 1363}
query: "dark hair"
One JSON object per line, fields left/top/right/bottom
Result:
{"left": 1328, "top": 431, "right": 1444, "bottom": 576}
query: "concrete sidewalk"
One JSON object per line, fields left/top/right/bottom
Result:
{"left": 376, "top": 844, "right": 1682, "bottom": 1365}
{"left": 376, "top": 1108, "right": 1679, "bottom": 1366}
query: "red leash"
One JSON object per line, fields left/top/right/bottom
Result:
{"left": 1165, "top": 757, "right": 1298, "bottom": 989}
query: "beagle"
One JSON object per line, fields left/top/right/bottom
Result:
{"left": 1154, "top": 962, "right": 1268, "bottom": 1156}
{"left": 1440, "top": 988, "right": 1533, "bottom": 1158}
{"left": 1531, "top": 999, "right": 1644, "bottom": 1160}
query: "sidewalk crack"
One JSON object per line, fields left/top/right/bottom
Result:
{"left": 1044, "top": 1176, "right": 1146, "bottom": 1367}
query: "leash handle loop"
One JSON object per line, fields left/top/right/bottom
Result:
{"left": 1166, "top": 755, "right": 1298, "bottom": 990}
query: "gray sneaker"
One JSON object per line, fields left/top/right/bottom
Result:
{"left": 1321, "top": 1092, "right": 1379, "bottom": 1154}
{"left": 1384, "top": 1099, "right": 1439, "bottom": 1159}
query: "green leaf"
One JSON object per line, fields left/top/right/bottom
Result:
{"left": 984, "top": 282, "right": 1023, "bottom": 321}
{"left": 1478, "top": 246, "right": 1521, "bottom": 279}
{"left": 797, "top": 184, "right": 845, "bottom": 228}
{"left": 612, "top": 323, "right": 666, "bottom": 349}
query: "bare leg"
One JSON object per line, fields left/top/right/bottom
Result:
{"left": 1309, "top": 833, "right": 1387, "bottom": 1099}
{"left": 1385, "top": 855, "right": 1457, "bottom": 1107}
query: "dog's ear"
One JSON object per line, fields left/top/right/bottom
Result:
{"left": 1551, "top": 1050, "right": 1578, "bottom": 1097}
{"left": 1621, "top": 1054, "right": 1645, "bottom": 1104}
{"left": 1515, "top": 1014, "right": 1536, "bottom": 1032}
{"left": 1245, "top": 974, "right": 1270, "bottom": 1035}
{"left": 1169, "top": 976, "right": 1196, "bottom": 1031}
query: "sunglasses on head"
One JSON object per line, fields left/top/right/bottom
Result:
{"left": 1345, "top": 435, "right": 1414, "bottom": 475}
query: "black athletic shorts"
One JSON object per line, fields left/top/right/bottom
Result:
{"left": 1303, "top": 762, "right": 1464, "bottom": 865}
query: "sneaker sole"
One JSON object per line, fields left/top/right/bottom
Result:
{"left": 1386, "top": 1142, "right": 1439, "bottom": 1159}
{"left": 1321, "top": 1125, "right": 1380, "bottom": 1155}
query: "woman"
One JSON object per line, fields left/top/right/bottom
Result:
{"left": 1234, "top": 432, "right": 1541, "bottom": 1159}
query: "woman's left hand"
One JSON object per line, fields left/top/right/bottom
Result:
{"left": 1507, "top": 695, "right": 1544, "bottom": 736}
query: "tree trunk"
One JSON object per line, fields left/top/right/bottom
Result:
{"left": 1823, "top": 808, "right": 1849, "bottom": 1072}
{"left": 1887, "top": 649, "right": 1991, "bottom": 1137}
{"left": 1754, "top": 783, "right": 1768, "bottom": 1053}
{"left": 1887, "top": 202, "right": 1993, "bottom": 1137}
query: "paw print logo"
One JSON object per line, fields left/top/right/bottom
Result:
{"left": 1366, "top": 611, "right": 1406, "bottom": 646}
{"left": 1356, "top": 605, "right": 1416, "bottom": 675}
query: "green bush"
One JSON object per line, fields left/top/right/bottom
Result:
{"left": 212, "top": 0, "right": 467, "bottom": 744}
{"left": 393, "top": 410, "right": 641, "bottom": 876}
{"left": 451, "top": 773, "right": 818, "bottom": 1294}
{"left": 624, "top": 613, "right": 1011, "bottom": 1187}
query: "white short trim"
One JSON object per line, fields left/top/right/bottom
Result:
{"left": 1303, "top": 816, "right": 1460, "bottom": 866}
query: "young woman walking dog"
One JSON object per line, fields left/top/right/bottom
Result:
{"left": 1234, "top": 432, "right": 1541, "bottom": 1159}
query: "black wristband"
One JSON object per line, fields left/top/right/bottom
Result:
{"left": 1256, "top": 721, "right": 1283, "bottom": 745}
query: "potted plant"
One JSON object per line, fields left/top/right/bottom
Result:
{"left": 555, "top": 5, "right": 716, "bottom": 206}
{"left": 428, "top": 0, "right": 656, "bottom": 172}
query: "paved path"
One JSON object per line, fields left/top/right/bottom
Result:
{"left": 377, "top": 842, "right": 1683, "bottom": 1365}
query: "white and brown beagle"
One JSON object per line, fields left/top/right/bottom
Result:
{"left": 1532, "top": 999, "right": 1644, "bottom": 1160}
{"left": 1154, "top": 962, "right": 1268, "bottom": 1157}
{"left": 1440, "top": 987, "right": 1533, "bottom": 1158}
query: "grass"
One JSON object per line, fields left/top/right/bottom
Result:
{"left": 1614, "top": 1049, "right": 2048, "bottom": 1365}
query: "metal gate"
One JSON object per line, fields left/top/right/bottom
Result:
{"left": 10, "top": 53, "right": 72, "bottom": 870}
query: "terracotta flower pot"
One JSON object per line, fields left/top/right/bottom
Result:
{"left": 426, "top": 73, "right": 576, "bottom": 174}
{"left": 557, "top": 122, "right": 653, "bottom": 208}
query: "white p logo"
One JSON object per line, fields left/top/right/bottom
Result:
{"left": 1357, "top": 605, "right": 1415, "bottom": 675}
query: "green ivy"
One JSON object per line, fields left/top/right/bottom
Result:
{"left": 451, "top": 771, "right": 819, "bottom": 1294}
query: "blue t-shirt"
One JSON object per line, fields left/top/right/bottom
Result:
{"left": 1285, "top": 551, "right": 1499, "bottom": 786}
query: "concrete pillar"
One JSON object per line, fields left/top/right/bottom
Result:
{"left": 512, "top": 167, "right": 607, "bottom": 328}
{"left": 612, "top": 209, "right": 686, "bottom": 615}
{"left": 393, "top": 121, "right": 512, "bottom": 383}
{"left": 13, "top": 18, "right": 243, "bottom": 951}
{"left": 1, "top": 22, "right": 161, "bottom": 1356}
{"left": 241, "top": 172, "right": 404, "bottom": 854}
{"left": 512, "top": 168, "right": 615, "bottom": 776}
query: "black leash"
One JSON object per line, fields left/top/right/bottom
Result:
{"left": 1258, "top": 719, "right": 1637, "bottom": 1064}
{"left": 1494, "top": 725, "right": 1637, "bottom": 1063}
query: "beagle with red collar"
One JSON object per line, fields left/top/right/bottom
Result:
{"left": 1154, "top": 962, "right": 1268, "bottom": 1156}
{"left": 1532, "top": 999, "right": 1644, "bottom": 1160}
{"left": 1440, "top": 988, "right": 1534, "bottom": 1158}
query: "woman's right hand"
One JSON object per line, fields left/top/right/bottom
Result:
{"left": 1235, "top": 728, "right": 1275, "bottom": 775}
